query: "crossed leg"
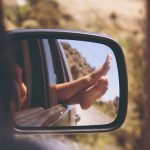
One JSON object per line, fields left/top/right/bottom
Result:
{"left": 65, "top": 76, "right": 108, "bottom": 109}
{"left": 15, "top": 54, "right": 112, "bottom": 110}
{"left": 53, "top": 54, "right": 112, "bottom": 109}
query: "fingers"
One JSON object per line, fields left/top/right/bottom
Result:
{"left": 15, "top": 64, "right": 23, "bottom": 84}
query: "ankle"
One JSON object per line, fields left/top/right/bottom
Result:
{"left": 85, "top": 75, "right": 94, "bottom": 86}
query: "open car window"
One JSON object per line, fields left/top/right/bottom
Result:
{"left": 14, "top": 39, "right": 48, "bottom": 109}
{"left": 14, "top": 39, "right": 73, "bottom": 127}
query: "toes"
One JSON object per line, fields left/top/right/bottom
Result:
{"left": 104, "top": 54, "right": 112, "bottom": 70}
{"left": 106, "top": 54, "right": 112, "bottom": 62}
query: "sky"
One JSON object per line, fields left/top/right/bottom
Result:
{"left": 59, "top": 39, "right": 120, "bottom": 101}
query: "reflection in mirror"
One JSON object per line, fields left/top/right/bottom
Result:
{"left": 13, "top": 38, "right": 119, "bottom": 127}
{"left": 58, "top": 40, "right": 119, "bottom": 126}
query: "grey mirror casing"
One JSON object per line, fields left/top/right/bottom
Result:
{"left": 8, "top": 29, "right": 128, "bottom": 134}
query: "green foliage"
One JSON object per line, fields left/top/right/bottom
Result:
{"left": 17, "top": 4, "right": 32, "bottom": 24}
{"left": 21, "top": 19, "right": 40, "bottom": 28}
{"left": 93, "top": 97, "right": 119, "bottom": 118}
{"left": 5, "top": 1, "right": 145, "bottom": 149}
{"left": 24, "top": 0, "right": 73, "bottom": 28}
{"left": 4, "top": 4, "right": 32, "bottom": 27}
{"left": 4, "top": 6, "right": 18, "bottom": 24}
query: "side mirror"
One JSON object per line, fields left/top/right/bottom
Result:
{"left": 9, "top": 29, "right": 128, "bottom": 133}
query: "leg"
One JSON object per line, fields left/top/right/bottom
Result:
{"left": 65, "top": 76, "right": 108, "bottom": 109}
{"left": 55, "top": 54, "right": 112, "bottom": 102}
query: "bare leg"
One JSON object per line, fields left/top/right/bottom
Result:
{"left": 65, "top": 76, "right": 108, "bottom": 109}
{"left": 55, "top": 54, "right": 112, "bottom": 102}
{"left": 54, "top": 77, "right": 92, "bottom": 101}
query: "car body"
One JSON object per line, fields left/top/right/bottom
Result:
{"left": 12, "top": 36, "right": 80, "bottom": 127}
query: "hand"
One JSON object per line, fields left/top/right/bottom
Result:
{"left": 15, "top": 64, "right": 23, "bottom": 85}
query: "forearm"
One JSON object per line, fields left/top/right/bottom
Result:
{"left": 20, "top": 83, "right": 27, "bottom": 109}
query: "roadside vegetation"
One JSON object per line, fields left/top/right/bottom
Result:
{"left": 61, "top": 41, "right": 119, "bottom": 118}
{"left": 4, "top": 0, "right": 145, "bottom": 150}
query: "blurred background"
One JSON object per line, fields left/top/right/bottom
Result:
{"left": 4, "top": 0, "right": 146, "bottom": 150}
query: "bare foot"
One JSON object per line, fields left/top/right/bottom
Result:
{"left": 80, "top": 76, "right": 108, "bottom": 109}
{"left": 56, "top": 54, "right": 111, "bottom": 105}
{"left": 85, "top": 54, "right": 112, "bottom": 85}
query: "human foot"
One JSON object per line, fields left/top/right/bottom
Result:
{"left": 80, "top": 76, "right": 108, "bottom": 109}
{"left": 85, "top": 54, "right": 112, "bottom": 86}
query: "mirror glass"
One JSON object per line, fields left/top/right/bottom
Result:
{"left": 13, "top": 38, "right": 119, "bottom": 127}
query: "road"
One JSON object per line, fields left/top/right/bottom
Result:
{"left": 75, "top": 105, "right": 113, "bottom": 126}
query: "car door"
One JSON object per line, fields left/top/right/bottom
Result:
{"left": 14, "top": 38, "right": 79, "bottom": 127}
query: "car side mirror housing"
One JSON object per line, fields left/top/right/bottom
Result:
{"left": 8, "top": 29, "right": 128, "bottom": 133}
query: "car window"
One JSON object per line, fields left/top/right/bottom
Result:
{"left": 48, "top": 39, "right": 67, "bottom": 84}
{"left": 45, "top": 39, "right": 72, "bottom": 106}
{"left": 14, "top": 39, "right": 48, "bottom": 109}
{"left": 15, "top": 38, "right": 69, "bottom": 109}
